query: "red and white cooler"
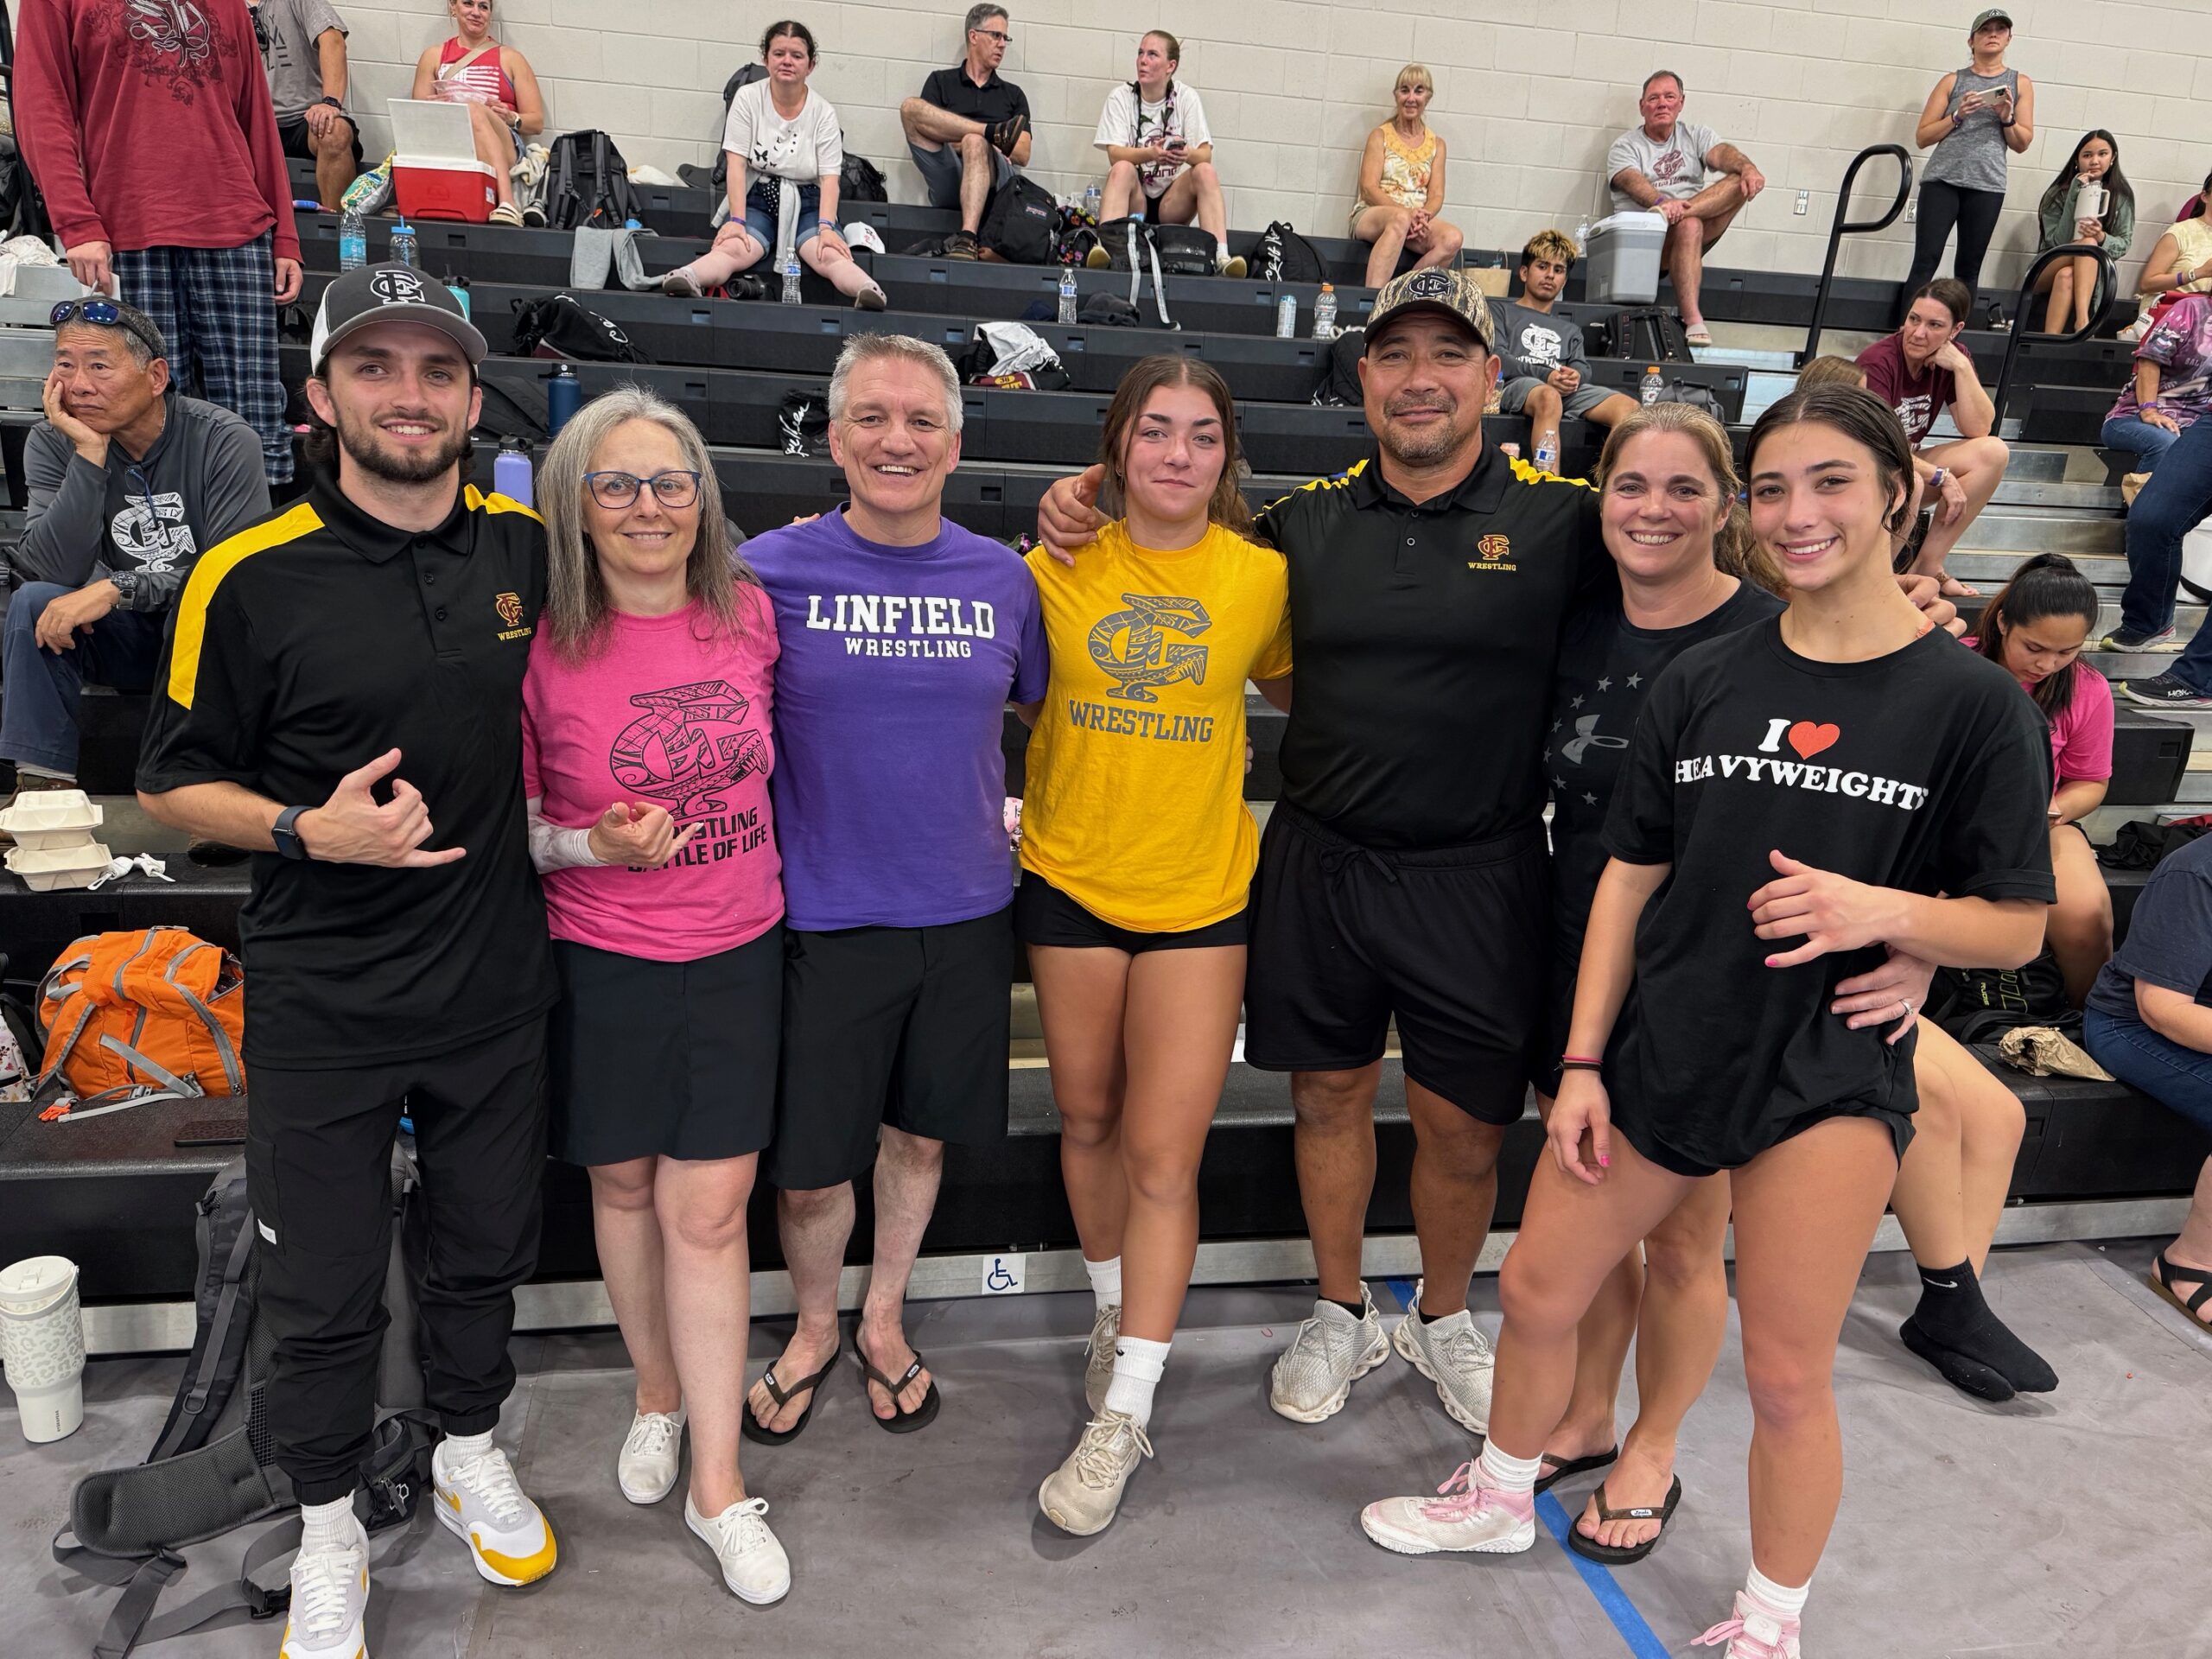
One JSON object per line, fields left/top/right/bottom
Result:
{"left": 386, "top": 98, "right": 500, "bottom": 224}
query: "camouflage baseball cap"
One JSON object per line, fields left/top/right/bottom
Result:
{"left": 1364, "top": 267, "right": 1495, "bottom": 351}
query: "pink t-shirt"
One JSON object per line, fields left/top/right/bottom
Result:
{"left": 2040, "top": 659, "right": 2114, "bottom": 785}
{"left": 522, "top": 593, "right": 782, "bottom": 961}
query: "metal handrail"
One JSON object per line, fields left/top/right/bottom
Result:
{"left": 1990, "top": 241, "right": 2119, "bottom": 433}
{"left": 1799, "top": 144, "right": 1914, "bottom": 366}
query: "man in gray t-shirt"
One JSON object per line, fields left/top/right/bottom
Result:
{"left": 1603, "top": 71, "right": 1765, "bottom": 345}
{"left": 250, "top": 0, "right": 359, "bottom": 209}
{"left": 1492, "top": 229, "right": 1640, "bottom": 472}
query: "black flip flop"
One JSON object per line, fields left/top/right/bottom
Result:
{"left": 855, "top": 1339, "right": 941, "bottom": 1433}
{"left": 742, "top": 1342, "right": 840, "bottom": 1446}
{"left": 2151, "top": 1250, "right": 2212, "bottom": 1332}
{"left": 1567, "top": 1474, "right": 1683, "bottom": 1566}
{"left": 1535, "top": 1445, "right": 1619, "bottom": 1496}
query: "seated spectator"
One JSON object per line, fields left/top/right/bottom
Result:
{"left": 899, "top": 5, "right": 1031, "bottom": 261}
{"left": 2031, "top": 130, "right": 2133, "bottom": 335}
{"left": 2111, "top": 415, "right": 2212, "bottom": 696}
{"left": 1088, "top": 32, "right": 1244, "bottom": 278}
{"left": 2103, "top": 292, "right": 2212, "bottom": 486}
{"left": 1970, "top": 556, "right": 2113, "bottom": 1005}
{"left": 2, "top": 302, "right": 269, "bottom": 804}
{"left": 1489, "top": 231, "right": 1637, "bottom": 472}
{"left": 1349, "top": 65, "right": 1463, "bottom": 289}
{"left": 410, "top": 0, "right": 544, "bottom": 227}
{"left": 1605, "top": 71, "right": 1764, "bottom": 347}
{"left": 2082, "top": 834, "right": 2212, "bottom": 1336}
{"left": 251, "top": 0, "right": 361, "bottom": 211}
{"left": 2135, "top": 173, "right": 2212, "bottom": 314}
{"left": 662, "top": 22, "right": 888, "bottom": 310}
{"left": 1855, "top": 278, "right": 2010, "bottom": 597}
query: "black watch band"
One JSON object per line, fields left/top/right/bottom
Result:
{"left": 272, "top": 804, "right": 312, "bottom": 861}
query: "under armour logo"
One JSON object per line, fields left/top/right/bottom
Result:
{"left": 367, "top": 268, "right": 429, "bottom": 305}
{"left": 1560, "top": 715, "right": 1630, "bottom": 766}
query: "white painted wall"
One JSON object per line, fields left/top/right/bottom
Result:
{"left": 328, "top": 0, "right": 2212, "bottom": 290}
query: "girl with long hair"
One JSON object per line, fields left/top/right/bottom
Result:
{"left": 2033, "top": 131, "right": 2134, "bottom": 334}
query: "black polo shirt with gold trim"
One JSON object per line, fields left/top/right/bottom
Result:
{"left": 1255, "top": 445, "right": 1611, "bottom": 850}
{"left": 137, "top": 470, "right": 556, "bottom": 1069}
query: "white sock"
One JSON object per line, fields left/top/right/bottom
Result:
{"left": 1745, "top": 1565, "right": 1810, "bottom": 1619}
{"left": 1476, "top": 1440, "right": 1542, "bottom": 1497}
{"left": 1084, "top": 1255, "right": 1122, "bottom": 1314}
{"left": 300, "top": 1493, "right": 362, "bottom": 1553}
{"left": 17, "top": 763, "right": 73, "bottom": 781}
{"left": 1102, "top": 1334, "right": 1170, "bottom": 1427}
{"left": 442, "top": 1428, "right": 494, "bottom": 1465}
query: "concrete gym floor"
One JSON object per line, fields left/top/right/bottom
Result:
{"left": 3, "top": 1241, "right": 2208, "bottom": 1658}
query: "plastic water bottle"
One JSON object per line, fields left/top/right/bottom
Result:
{"left": 339, "top": 207, "right": 367, "bottom": 270}
{"left": 1275, "top": 293, "right": 1297, "bottom": 338}
{"left": 444, "top": 273, "right": 471, "bottom": 320}
{"left": 781, "top": 255, "right": 803, "bottom": 305}
{"left": 389, "top": 219, "right": 418, "bottom": 270}
{"left": 1084, "top": 184, "right": 1101, "bottom": 221}
{"left": 1641, "top": 365, "right": 1664, "bottom": 407}
{"left": 493, "top": 437, "right": 535, "bottom": 508}
{"left": 1534, "top": 435, "right": 1559, "bottom": 475}
{"left": 1574, "top": 215, "right": 1592, "bottom": 249}
{"left": 544, "top": 363, "right": 582, "bottom": 435}
{"left": 1313, "top": 283, "right": 1337, "bottom": 340}
{"left": 1058, "top": 266, "right": 1078, "bottom": 325}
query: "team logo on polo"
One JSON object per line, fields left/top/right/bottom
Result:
{"left": 610, "top": 680, "right": 770, "bottom": 816}
{"left": 1090, "top": 594, "right": 1210, "bottom": 702}
{"left": 367, "top": 267, "right": 430, "bottom": 306}
{"left": 1468, "top": 534, "right": 1516, "bottom": 572}
{"left": 493, "top": 590, "right": 531, "bottom": 641}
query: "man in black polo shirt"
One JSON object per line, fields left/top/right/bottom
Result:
{"left": 899, "top": 3, "right": 1033, "bottom": 259}
{"left": 1039, "top": 267, "right": 1608, "bottom": 1444}
{"left": 137, "top": 264, "right": 558, "bottom": 1659}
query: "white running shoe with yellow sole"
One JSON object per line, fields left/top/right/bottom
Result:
{"left": 432, "top": 1440, "right": 558, "bottom": 1587}
{"left": 281, "top": 1518, "right": 370, "bottom": 1658}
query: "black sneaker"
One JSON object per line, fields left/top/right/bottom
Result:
{"left": 2100, "top": 624, "right": 2182, "bottom": 652}
{"left": 2123, "top": 673, "right": 2212, "bottom": 709}
{"left": 944, "top": 230, "right": 981, "bottom": 261}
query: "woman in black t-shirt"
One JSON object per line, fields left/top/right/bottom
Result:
{"left": 1360, "top": 386, "right": 2054, "bottom": 1657}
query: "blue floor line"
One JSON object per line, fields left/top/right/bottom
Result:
{"left": 1535, "top": 1491, "right": 1673, "bottom": 1659}
{"left": 1382, "top": 1275, "right": 1417, "bottom": 1312}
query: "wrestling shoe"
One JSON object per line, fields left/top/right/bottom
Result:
{"left": 1360, "top": 1459, "right": 1536, "bottom": 1556}
{"left": 1269, "top": 1284, "right": 1389, "bottom": 1423}
{"left": 617, "top": 1407, "right": 685, "bottom": 1505}
{"left": 684, "top": 1494, "right": 790, "bottom": 1605}
{"left": 281, "top": 1514, "right": 370, "bottom": 1658}
{"left": 1037, "top": 1409, "right": 1153, "bottom": 1536}
{"left": 1084, "top": 1302, "right": 1122, "bottom": 1414}
{"left": 433, "top": 1439, "right": 557, "bottom": 1586}
{"left": 1392, "top": 1279, "right": 1496, "bottom": 1433}
{"left": 1694, "top": 1592, "right": 1803, "bottom": 1657}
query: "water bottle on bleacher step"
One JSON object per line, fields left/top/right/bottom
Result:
{"left": 782, "top": 255, "right": 803, "bottom": 305}
{"left": 339, "top": 207, "right": 367, "bottom": 271}
{"left": 1058, "top": 266, "right": 1078, "bottom": 326}
{"left": 389, "top": 219, "right": 418, "bottom": 270}
{"left": 1641, "top": 364, "right": 1664, "bottom": 407}
{"left": 1313, "top": 283, "right": 1337, "bottom": 340}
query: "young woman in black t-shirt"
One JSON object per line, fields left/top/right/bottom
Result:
{"left": 1360, "top": 386, "right": 2055, "bottom": 1657}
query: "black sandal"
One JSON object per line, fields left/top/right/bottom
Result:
{"left": 2151, "top": 1250, "right": 2212, "bottom": 1331}
{"left": 1567, "top": 1474, "right": 1682, "bottom": 1566}
{"left": 1535, "top": 1444, "right": 1618, "bottom": 1496}
{"left": 742, "top": 1341, "right": 840, "bottom": 1446}
{"left": 855, "top": 1338, "right": 941, "bottom": 1433}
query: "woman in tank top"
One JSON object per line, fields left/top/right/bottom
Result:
{"left": 1902, "top": 9, "right": 2034, "bottom": 317}
{"left": 410, "top": 0, "right": 545, "bottom": 226}
{"left": 1349, "top": 64, "right": 1465, "bottom": 289}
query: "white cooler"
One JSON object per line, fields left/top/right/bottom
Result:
{"left": 1585, "top": 211, "right": 1668, "bottom": 305}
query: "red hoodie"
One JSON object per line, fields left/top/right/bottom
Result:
{"left": 16, "top": 0, "right": 301, "bottom": 261}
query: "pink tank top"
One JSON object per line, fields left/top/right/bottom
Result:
{"left": 435, "top": 37, "right": 517, "bottom": 107}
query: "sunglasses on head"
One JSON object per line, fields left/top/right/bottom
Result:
{"left": 50, "top": 299, "right": 164, "bottom": 359}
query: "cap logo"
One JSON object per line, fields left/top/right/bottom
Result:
{"left": 1407, "top": 270, "right": 1454, "bottom": 298}
{"left": 367, "top": 268, "right": 430, "bottom": 306}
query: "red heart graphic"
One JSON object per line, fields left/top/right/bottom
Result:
{"left": 1788, "top": 721, "right": 1840, "bottom": 760}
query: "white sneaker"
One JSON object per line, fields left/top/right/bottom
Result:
{"left": 1694, "top": 1592, "right": 1803, "bottom": 1657}
{"left": 617, "top": 1408, "right": 685, "bottom": 1505}
{"left": 1084, "top": 1304, "right": 1121, "bottom": 1414}
{"left": 1392, "top": 1279, "right": 1496, "bottom": 1433}
{"left": 1268, "top": 1285, "right": 1389, "bottom": 1423}
{"left": 1038, "top": 1409, "right": 1154, "bottom": 1536}
{"left": 1361, "top": 1459, "right": 1536, "bottom": 1556}
{"left": 684, "top": 1493, "right": 791, "bottom": 1605}
{"left": 433, "top": 1440, "right": 558, "bottom": 1586}
{"left": 281, "top": 1516, "right": 370, "bottom": 1658}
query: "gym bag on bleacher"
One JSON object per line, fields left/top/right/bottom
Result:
{"left": 1253, "top": 221, "right": 1325, "bottom": 285}
{"left": 1586, "top": 305, "right": 1694, "bottom": 365}
{"left": 34, "top": 929, "right": 245, "bottom": 1122}
{"left": 511, "top": 293, "right": 652, "bottom": 364}
{"left": 980, "top": 173, "right": 1058, "bottom": 264}
{"left": 543, "top": 129, "right": 646, "bottom": 232}
{"left": 1312, "top": 327, "right": 1366, "bottom": 407}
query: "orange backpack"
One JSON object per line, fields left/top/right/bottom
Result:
{"left": 35, "top": 928, "right": 246, "bottom": 1122}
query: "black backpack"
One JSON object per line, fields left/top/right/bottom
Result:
{"left": 2097, "top": 814, "right": 2212, "bottom": 871}
{"left": 512, "top": 293, "right": 652, "bottom": 364}
{"left": 1929, "top": 950, "right": 2074, "bottom": 1046}
{"left": 979, "top": 173, "right": 1058, "bottom": 264}
{"left": 710, "top": 65, "right": 770, "bottom": 195}
{"left": 841, "top": 155, "right": 888, "bottom": 203}
{"left": 1588, "top": 304, "right": 1694, "bottom": 364}
{"left": 1312, "top": 327, "right": 1366, "bottom": 407}
{"left": 1653, "top": 379, "right": 1726, "bottom": 421}
{"left": 779, "top": 389, "right": 830, "bottom": 455}
{"left": 544, "top": 129, "right": 646, "bottom": 232}
{"left": 1253, "top": 220, "right": 1325, "bottom": 284}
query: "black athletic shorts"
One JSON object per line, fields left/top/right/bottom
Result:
{"left": 1243, "top": 802, "right": 1550, "bottom": 1125}
{"left": 765, "top": 907, "right": 1014, "bottom": 1191}
{"left": 277, "top": 109, "right": 364, "bottom": 168}
{"left": 1014, "top": 871, "right": 1249, "bottom": 954}
{"left": 548, "top": 930, "right": 781, "bottom": 1167}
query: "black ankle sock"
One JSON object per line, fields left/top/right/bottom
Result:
{"left": 1905, "top": 1261, "right": 2058, "bottom": 1395}
{"left": 1326, "top": 1297, "right": 1365, "bottom": 1319}
{"left": 1418, "top": 1306, "right": 1450, "bottom": 1325}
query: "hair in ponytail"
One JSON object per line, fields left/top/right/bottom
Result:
{"left": 1974, "top": 551, "right": 2101, "bottom": 721}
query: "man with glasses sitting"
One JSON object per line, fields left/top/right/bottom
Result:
{"left": 899, "top": 4, "right": 1033, "bottom": 260}
{"left": 3, "top": 301, "right": 268, "bottom": 807}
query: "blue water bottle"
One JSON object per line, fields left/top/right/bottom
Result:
{"left": 389, "top": 219, "right": 418, "bottom": 269}
{"left": 494, "top": 437, "right": 534, "bottom": 507}
{"left": 544, "top": 363, "right": 582, "bottom": 435}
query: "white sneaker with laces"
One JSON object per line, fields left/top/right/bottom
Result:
{"left": 1392, "top": 1279, "right": 1496, "bottom": 1433}
{"left": 617, "top": 1408, "right": 685, "bottom": 1505}
{"left": 281, "top": 1518, "right": 370, "bottom": 1658}
{"left": 433, "top": 1440, "right": 558, "bottom": 1586}
{"left": 1268, "top": 1285, "right": 1389, "bottom": 1423}
{"left": 684, "top": 1493, "right": 791, "bottom": 1605}
{"left": 1084, "top": 1303, "right": 1121, "bottom": 1414}
{"left": 1037, "top": 1409, "right": 1154, "bottom": 1535}
{"left": 1693, "top": 1592, "right": 1803, "bottom": 1657}
{"left": 1360, "top": 1459, "right": 1536, "bottom": 1556}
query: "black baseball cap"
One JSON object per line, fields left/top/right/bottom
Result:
{"left": 310, "top": 263, "right": 488, "bottom": 373}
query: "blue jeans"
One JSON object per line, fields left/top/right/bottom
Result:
{"left": 744, "top": 178, "right": 822, "bottom": 257}
{"left": 2102, "top": 413, "right": 2184, "bottom": 470}
{"left": 2117, "top": 412, "right": 2212, "bottom": 642}
{"left": 2083, "top": 1003, "right": 2212, "bottom": 1135}
{"left": 0, "top": 582, "right": 167, "bottom": 777}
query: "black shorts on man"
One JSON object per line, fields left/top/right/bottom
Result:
{"left": 277, "top": 109, "right": 363, "bottom": 167}
{"left": 1014, "top": 870, "right": 1249, "bottom": 954}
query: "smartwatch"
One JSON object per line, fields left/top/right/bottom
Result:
{"left": 272, "top": 805, "right": 313, "bottom": 861}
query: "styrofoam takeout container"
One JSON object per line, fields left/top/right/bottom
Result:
{"left": 0, "top": 789, "right": 103, "bottom": 849}
{"left": 4, "top": 841, "right": 113, "bottom": 891}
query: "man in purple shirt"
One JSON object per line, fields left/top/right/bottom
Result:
{"left": 741, "top": 334, "right": 1048, "bottom": 1440}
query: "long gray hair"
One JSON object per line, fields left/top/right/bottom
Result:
{"left": 539, "top": 385, "right": 757, "bottom": 661}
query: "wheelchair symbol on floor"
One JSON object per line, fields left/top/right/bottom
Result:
{"left": 982, "top": 1255, "right": 1024, "bottom": 1294}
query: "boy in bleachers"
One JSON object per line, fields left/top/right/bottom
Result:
{"left": 1489, "top": 231, "right": 1638, "bottom": 474}
{"left": 899, "top": 5, "right": 1032, "bottom": 262}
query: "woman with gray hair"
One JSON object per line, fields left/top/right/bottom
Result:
{"left": 522, "top": 385, "right": 791, "bottom": 1605}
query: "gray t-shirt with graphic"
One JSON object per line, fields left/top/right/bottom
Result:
{"left": 251, "top": 0, "right": 349, "bottom": 120}
{"left": 1491, "top": 301, "right": 1589, "bottom": 382}
{"left": 1607, "top": 120, "right": 1719, "bottom": 213}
